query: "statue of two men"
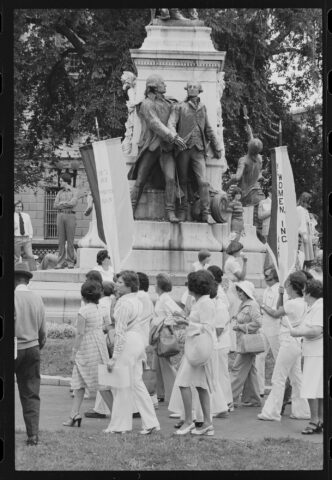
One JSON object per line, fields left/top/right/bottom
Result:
{"left": 127, "top": 74, "right": 186, "bottom": 223}
{"left": 128, "top": 74, "right": 221, "bottom": 224}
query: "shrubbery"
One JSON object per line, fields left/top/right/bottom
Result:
{"left": 46, "top": 322, "right": 76, "bottom": 339}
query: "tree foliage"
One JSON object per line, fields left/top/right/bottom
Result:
{"left": 14, "top": 8, "right": 322, "bottom": 217}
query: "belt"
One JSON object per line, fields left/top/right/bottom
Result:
{"left": 60, "top": 210, "right": 76, "bottom": 214}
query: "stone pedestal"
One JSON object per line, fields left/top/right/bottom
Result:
{"left": 123, "top": 220, "right": 223, "bottom": 273}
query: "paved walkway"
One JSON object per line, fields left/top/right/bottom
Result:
{"left": 15, "top": 384, "right": 322, "bottom": 444}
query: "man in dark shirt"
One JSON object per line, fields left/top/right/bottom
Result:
{"left": 15, "top": 262, "right": 46, "bottom": 446}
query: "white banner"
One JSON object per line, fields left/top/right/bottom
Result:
{"left": 92, "top": 138, "right": 134, "bottom": 273}
{"left": 274, "top": 146, "right": 299, "bottom": 284}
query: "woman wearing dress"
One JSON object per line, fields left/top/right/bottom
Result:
{"left": 207, "top": 266, "right": 233, "bottom": 407}
{"left": 105, "top": 270, "right": 160, "bottom": 434}
{"left": 258, "top": 271, "right": 310, "bottom": 421}
{"left": 150, "top": 273, "right": 179, "bottom": 403}
{"left": 171, "top": 270, "right": 219, "bottom": 436}
{"left": 290, "top": 279, "right": 323, "bottom": 434}
{"left": 224, "top": 240, "right": 248, "bottom": 351}
{"left": 229, "top": 281, "right": 263, "bottom": 407}
{"left": 93, "top": 249, "right": 115, "bottom": 282}
{"left": 63, "top": 280, "right": 113, "bottom": 427}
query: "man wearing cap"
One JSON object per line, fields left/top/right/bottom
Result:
{"left": 167, "top": 80, "right": 221, "bottom": 223}
{"left": 53, "top": 173, "right": 78, "bottom": 268}
{"left": 15, "top": 263, "right": 46, "bottom": 446}
{"left": 128, "top": 74, "right": 187, "bottom": 223}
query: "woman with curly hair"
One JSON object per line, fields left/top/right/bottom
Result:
{"left": 93, "top": 249, "right": 115, "bottom": 282}
{"left": 105, "top": 271, "right": 160, "bottom": 434}
{"left": 171, "top": 270, "right": 219, "bottom": 436}
{"left": 63, "top": 280, "right": 113, "bottom": 427}
{"left": 258, "top": 271, "right": 310, "bottom": 421}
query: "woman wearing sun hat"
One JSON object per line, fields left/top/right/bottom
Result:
{"left": 224, "top": 240, "right": 248, "bottom": 351}
{"left": 229, "top": 280, "right": 263, "bottom": 407}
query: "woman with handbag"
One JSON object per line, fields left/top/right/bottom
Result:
{"left": 105, "top": 270, "right": 160, "bottom": 434}
{"left": 150, "top": 273, "right": 180, "bottom": 403}
{"left": 171, "top": 270, "right": 219, "bottom": 436}
{"left": 229, "top": 281, "right": 263, "bottom": 408}
{"left": 258, "top": 271, "right": 310, "bottom": 421}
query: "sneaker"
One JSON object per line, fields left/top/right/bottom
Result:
{"left": 84, "top": 409, "right": 107, "bottom": 419}
{"left": 157, "top": 397, "right": 165, "bottom": 403}
{"left": 191, "top": 424, "right": 214, "bottom": 436}
{"left": 241, "top": 402, "right": 261, "bottom": 407}
{"left": 169, "top": 413, "right": 181, "bottom": 418}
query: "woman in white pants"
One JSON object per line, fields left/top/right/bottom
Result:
{"left": 258, "top": 271, "right": 310, "bottom": 421}
{"left": 104, "top": 271, "right": 160, "bottom": 434}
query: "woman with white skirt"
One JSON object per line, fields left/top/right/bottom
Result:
{"left": 258, "top": 271, "right": 310, "bottom": 421}
{"left": 104, "top": 270, "right": 160, "bottom": 434}
{"left": 171, "top": 270, "right": 221, "bottom": 436}
{"left": 290, "top": 279, "right": 323, "bottom": 434}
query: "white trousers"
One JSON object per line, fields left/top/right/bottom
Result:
{"left": 94, "top": 391, "right": 110, "bottom": 415}
{"left": 256, "top": 332, "right": 280, "bottom": 395}
{"left": 106, "top": 331, "right": 160, "bottom": 432}
{"left": 260, "top": 337, "right": 310, "bottom": 421}
{"left": 217, "top": 347, "right": 233, "bottom": 404}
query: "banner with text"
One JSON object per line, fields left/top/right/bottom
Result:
{"left": 267, "top": 146, "right": 299, "bottom": 284}
{"left": 80, "top": 138, "right": 134, "bottom": 273}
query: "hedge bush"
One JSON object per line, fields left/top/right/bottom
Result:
{"left": 46, "top": 322, "right": 76, "bottom": 339}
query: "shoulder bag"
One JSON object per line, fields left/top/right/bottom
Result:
{"left": 157, "top": 322, "right": 180, "bottom": 358}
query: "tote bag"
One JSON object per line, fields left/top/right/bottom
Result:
{"left": 157, "top": 323, "right": 180, "bottom": 358}
{"left": 184, "top": 329, "right": 213, "bottom": 367}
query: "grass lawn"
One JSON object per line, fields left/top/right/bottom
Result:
{"left": 41, "top": 338, "right": 275, "bottom": 385}
{"left": 15, "top": 430, "right": 323, "bottom": 471}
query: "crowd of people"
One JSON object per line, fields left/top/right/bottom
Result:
{"left": 15, "top": 237, "right": 323, "bottom": 444}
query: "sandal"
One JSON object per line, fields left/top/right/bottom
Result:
{"left": 301, "top": 422, "right": 322, "bottom": 435}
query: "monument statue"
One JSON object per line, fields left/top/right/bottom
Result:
{"left": 167, "top": 80, "right": 222, "bottom": 224}
{"left": 127, "top": 74, "right": 187, "bottom": 223}
{"left": 225, "top": 109, "right": 265, "bottom": 208}
{"left": 151, "top": 8, "right": 199, "bottom": 22}
{"left": 121, "top": 71, "right": 138, "bottom": 155}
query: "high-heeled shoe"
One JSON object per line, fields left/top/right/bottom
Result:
{"left": 63, "top": 414, "right": 82, "bottom": 427}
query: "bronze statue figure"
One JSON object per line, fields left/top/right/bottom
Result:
{"left": 127, "top": 74, "right": 186, "bottom": 223}
{"left": 167, "top": 80, "right": 221, "bottom": 224}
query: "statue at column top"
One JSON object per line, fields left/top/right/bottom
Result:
{"left": 150, "top": 8, "right": 203, "bottom": 25}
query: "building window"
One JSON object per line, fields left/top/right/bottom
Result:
{"left": 44, "top": 187, "right": 59, "bottom": 239}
